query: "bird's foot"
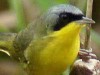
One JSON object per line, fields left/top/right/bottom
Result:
{"left": 78, "top": 48, "right": 97, "bottom": 62}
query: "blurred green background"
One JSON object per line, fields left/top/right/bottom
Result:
{"left": 0, "top": 0, "right": 100, "bottom": 75}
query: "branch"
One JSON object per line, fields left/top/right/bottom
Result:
{"left": 84, "top": 0, "right": 93, "bottom": 50}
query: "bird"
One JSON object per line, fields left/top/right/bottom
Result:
{"left": 14, "top": 4, "right": 95, "bottom": 75}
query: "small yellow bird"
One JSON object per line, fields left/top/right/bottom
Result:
{"left": 24, "top": 4, "right": 95, "bottom": 75}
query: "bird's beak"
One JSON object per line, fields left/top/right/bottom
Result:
{"left": 77, "top": 17, "right": 95, "bottom": 24}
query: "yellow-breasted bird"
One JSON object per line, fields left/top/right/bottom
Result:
{"left": 22, "top": 4, "right": 95, "bottom": 75}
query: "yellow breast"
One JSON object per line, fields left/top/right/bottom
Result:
{"left": 26, "top": 22, "right": 84, "bottom": 75}
{"left": 39, "top": 22, "right": 83, "bottom": 74}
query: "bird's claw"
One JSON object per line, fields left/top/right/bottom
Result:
{"left": 78, "top": 48, "right": 97, "bottom": 62}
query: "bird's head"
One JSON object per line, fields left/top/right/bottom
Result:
{"left": 43, "top": 4, "right": 95, "bottom": 32}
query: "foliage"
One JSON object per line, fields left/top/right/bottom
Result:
{"left": 9, "top": 0, "right": 26, "bottom": 32}
{"left": 34, "top": 0, "right": 68, "bottom": 11}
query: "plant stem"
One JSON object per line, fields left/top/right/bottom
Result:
{"left": 84, "top": 0, "right": 93, "bottom": 50}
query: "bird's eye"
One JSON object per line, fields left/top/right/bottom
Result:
{"left": 59, "top": 13, "right": 68, "bottom": 19}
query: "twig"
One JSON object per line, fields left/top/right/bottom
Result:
{"left": 84, "top": 0, "right": 93, "bottom": 50}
